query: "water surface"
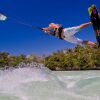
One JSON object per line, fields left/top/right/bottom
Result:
{"left": 0, "top": 64, "right": 100, "bottom": 100}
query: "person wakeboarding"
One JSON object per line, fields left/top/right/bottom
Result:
{"left": 42, "top": 22, "right": 96, "bottom": 46}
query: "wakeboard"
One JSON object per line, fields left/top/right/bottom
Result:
{"left": 88, "top": 4, "right": 100, "bottom": 47}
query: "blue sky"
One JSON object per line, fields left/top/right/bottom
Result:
{"left": 0, "top": 0, "right": 100, "bottom": 55}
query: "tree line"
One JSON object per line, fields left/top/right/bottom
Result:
{"left": 44, "top": 45, "right": 100, "bottom": 70}
{"left": 0, "top": 45, "right": 100, "bottom": 70}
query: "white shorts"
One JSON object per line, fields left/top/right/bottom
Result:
{"left": 63, "top": 26, "right": 83, "bottom": 44}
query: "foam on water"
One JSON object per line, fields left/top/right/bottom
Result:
{"left": 0, "top": 62, "right": 100, "bottom": 100}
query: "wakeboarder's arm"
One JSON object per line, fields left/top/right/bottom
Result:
{"left": 42, "top": 28, "right": 54, "bottom": 34}
{"left": 42, "top": 28, "right": 49, "bottom": 34}
{"left": 42, "top": 26, "right": 52, "bottom": 31}
{"left": 42, "top": 27, "right": 52, "bottom": 34}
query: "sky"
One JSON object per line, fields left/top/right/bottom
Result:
{"left": 0, "top": 0, "right": 100, "bottom": 55}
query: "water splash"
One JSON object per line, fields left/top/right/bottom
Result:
{"left": 0, "top": 62, "right": 100, "bottom": 100}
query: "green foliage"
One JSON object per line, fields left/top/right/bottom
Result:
{"left": 0, "top": 52, "right": 43, "bottom": 68}
{"left": 44, "top": 45, "right": 100, "bottom": 70}
{"left": 0, "top": 45, "right": 100, "bottom": 70}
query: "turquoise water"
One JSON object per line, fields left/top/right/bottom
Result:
{"left": 0, "top": 65, "right": 100, "bottom": 100}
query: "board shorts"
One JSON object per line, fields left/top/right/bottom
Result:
{"left": 63, "top": 26, "right": 83, "bottom": 44}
